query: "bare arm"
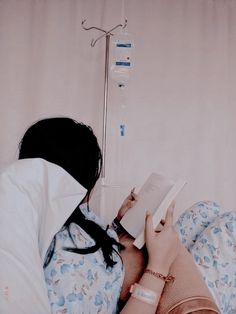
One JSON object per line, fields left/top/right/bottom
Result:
{"left": 120, "top": 205, "right": 180, "bottom": 314}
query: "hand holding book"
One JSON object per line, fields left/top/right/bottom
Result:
{"left": 145, "top": 203, "right": 180, "bottom": 274}
{"left": 116, "top": 188, "right": 138, "bottom": 221}
{"left": 120, "top": 173, "right": 186, "bottom": 249}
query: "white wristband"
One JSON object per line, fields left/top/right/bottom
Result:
{"left": 129, "top": 283, "right": 159, "bottom": 307}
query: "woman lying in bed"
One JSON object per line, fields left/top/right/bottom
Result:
{"left": 18, "top": 118, "right": 235, "bottom": 313}
{"left": 15, "top": 117, "right": 181, "bottom": 314}
{"left": 34, "top": 118, "right": 233, "bottom": 313}
{"left": 0, "top": 117, "right": 233, "bottom": 314}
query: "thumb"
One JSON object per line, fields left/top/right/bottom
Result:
{"left": 164, "top": 203, "right": 174, "bottom": 227}
{"left": 145, "top": 211, "right": 154, "bottom": 243}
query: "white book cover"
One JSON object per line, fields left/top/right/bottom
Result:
{"left": 120, "top": 173, "right": 186, "bottom": 249}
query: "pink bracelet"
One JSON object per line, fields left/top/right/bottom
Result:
{"left": 144, "top": 268, "right": 175, "bottom": 283}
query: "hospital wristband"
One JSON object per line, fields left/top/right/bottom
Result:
{"left": 129, "top": 283, "right": 159, "bottom": 307}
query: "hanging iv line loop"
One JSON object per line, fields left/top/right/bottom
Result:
{"left": 81, "top": 19, "right": 127, "bottom": 47}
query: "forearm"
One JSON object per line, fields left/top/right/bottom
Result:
{"left": 118, "top": 195, "right": 178, "bottom": 314}
{"left": 120, "top": 267, "right": 166, "bottom": 314}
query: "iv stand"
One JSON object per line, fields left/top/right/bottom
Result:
{"left": 82, "top": 19, "right": 127, "bottom": 178}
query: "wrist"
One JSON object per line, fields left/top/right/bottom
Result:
{"left": 146, "top": 262, "right": 170, "bottom": 277}
{"left": 144, "top": 268, "right": 175, "bottom": 283}
{"left": 117, "top": 205, "right": 128, "bottom": 221}
{"left": 129, "top": 283, "right": 160, "bottom": 307}
{"left": 116, "top": 213, "right": 122, "bottom": 221}
{"left": 111, "top": 217, "right": 127, "bottom": 236}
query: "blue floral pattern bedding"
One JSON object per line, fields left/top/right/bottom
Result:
{"left": 44, "top": 204, "right": 124, "bottom": 314}
{"left": 175, "top": 201, "right": 236, "bottom": 314}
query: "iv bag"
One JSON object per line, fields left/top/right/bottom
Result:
{"left": 110, "top": 33, "right": 134, "bottom": 86}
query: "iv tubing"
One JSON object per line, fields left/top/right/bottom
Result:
{"left": 101, "top": 34, "right": 110, "bottom": 177}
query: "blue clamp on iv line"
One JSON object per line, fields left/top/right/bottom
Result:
{"left": 120, "top": 124, "right": 125, "bottom": 136}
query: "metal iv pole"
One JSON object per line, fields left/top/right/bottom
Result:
{"left": 81, "top": 19, "right": 127, "bottom": 178}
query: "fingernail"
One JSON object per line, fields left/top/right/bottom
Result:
{"left": 131, "top": 188, "right": 135, "bottom": 200}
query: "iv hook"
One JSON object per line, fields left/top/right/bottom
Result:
{"left": 81, "top": 19, "right": 127, "bottom": 47}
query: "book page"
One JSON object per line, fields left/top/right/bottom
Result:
{"left": 120, "top": 173, "right": 175, "bottom": 238}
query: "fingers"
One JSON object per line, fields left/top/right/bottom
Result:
{"left": 125, "top": 188, "right": 138, "bottom": 209}
{"left": 164, "top": 202, "right": 175, "bottom": 227}
{"left": 145, "top": 210, "right": 154, "bottom": 242}
{"left": 145, "top": 202, "right": 175, "bottom": 240}
{"left": 155, "top": 221, "right": 164, "bottom": 232}
{"left": 130, "top": 187, "right": 137, "bottom": 201}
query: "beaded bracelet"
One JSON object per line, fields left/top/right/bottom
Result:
{"left": 144, "top": 268, "right": 175, "bottom": 283}
{"left": 129, "top": 283, "right": 159, "bottom": 306}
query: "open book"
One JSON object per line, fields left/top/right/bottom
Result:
{"left": 120, "top": 173, "right": 186, "bottom": 249}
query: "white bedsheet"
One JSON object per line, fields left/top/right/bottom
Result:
{"left": 0, "top": 158, "right": 86, "bottom": 313}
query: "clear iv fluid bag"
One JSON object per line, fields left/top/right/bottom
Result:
{"left": 110, "top": 33, "right": 134, "bottom": 85}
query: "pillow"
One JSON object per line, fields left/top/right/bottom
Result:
{"left": 0, "top": 158, "right": 86, "bottom": 313}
